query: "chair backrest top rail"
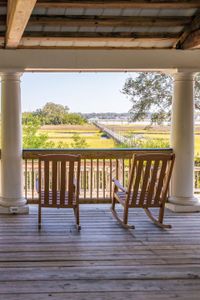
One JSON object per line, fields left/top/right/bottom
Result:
{"left": 38, "top": 154, "right": 81, "bottom": 162}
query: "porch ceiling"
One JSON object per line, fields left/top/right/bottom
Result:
{"left": 0, "top": 1, "right": 200, "bottom": 50}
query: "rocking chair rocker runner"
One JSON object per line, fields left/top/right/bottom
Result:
{"left": 111, "top": 153, "right": 175, "bottom": 229}
{"left": 38, "top": 154, "right": 81, "bottom": 230}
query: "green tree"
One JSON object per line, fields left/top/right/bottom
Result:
{"left": 122, "top": 72, "right": 200, "bottom": 124}
{"left": 64, "top": 113, "right": 87, "bottom": 125}
{"left": 34, "top": 102, "right": 69, "bottom": 125}
{"left": 71, "top": 134, "right": 88, "bottom": 148}
{"left": 22, "top": 112, "right": 39, "bottom": 125}
{"left": 56, "top": 141, "right": 70, "bottom": 148}
{"left": 23, "top": 102, "right": 87, "bottom": 126}
{"left": 23, "top": 121, "right": 54, "bottom": 148}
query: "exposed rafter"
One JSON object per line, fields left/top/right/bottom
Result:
{"left": 180, "top": 29, "right": 200, "bottom": 49}
{"left": 0, "top": 0, "right": 8, "bottom": 6}
{"left": 174, "top": 11, "right": 200, "bottom": 49}
{"left": 35, "top": 0, "right": 200, "bottom": 9}
{"left": 28, "top": 15, "right": 191, "bottom": 27}
{"left": 6, "top": 0, "right": 37, "bottom": 48}
{"left": 0, "top": 36, "right": 4, "bottom": 47}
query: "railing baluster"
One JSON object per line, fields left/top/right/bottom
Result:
{"left": 103, "top": 158, "right": 105, "bottom": 199}
{"left": 122, "top": 159, "right": 125, "bottom": 186}
{"left": 110, "top": 159, "right": 112, "bottom": 199}
{"left": 31, "top": 159, "right": 34, "bottom": 200}
{"left": 90, "top": 159, "right": 93, "bottom": 199}
{"left": 84, "top": 159, "right": 86, "bottom": 200}
{"left": 25, "top": 159, "right": 27, "bottom": 199}
{"left": 97, "top": 158, "right": 99, "bottom": 200}
{"left": 116, "top": 159, "right": 119, "bottom": 180}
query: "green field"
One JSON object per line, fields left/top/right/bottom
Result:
{"left": 40, "top": 124, "right": 116, "bottom": 148}
{"left": 39, "top": 124, "right": 200, "bottom": 155}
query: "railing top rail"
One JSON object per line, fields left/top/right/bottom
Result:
{"left": 23, "top": 148, "right": 173, "bottom": 159}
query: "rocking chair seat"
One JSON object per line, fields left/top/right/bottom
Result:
{"left": 115, "top": 191, "right": 161, "bottom": 208}
{"left": 40, "top": 191, "right": 76, "bottom": 207}
{"left": 115, "top": 191, "right": 132, "bottom": 206}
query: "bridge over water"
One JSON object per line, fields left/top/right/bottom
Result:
{"left": 93, "top": 121, "right": 131, "bottom": 145}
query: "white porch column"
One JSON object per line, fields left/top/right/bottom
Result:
{"left": 0, "top": 73, "right": 28, "bottom": 214}
{"left": 166, "top": 71, "right": 200, "bottom": 212}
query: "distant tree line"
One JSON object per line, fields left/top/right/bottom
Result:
{"left": 82, "top": 112, "right": 130, "bottom": 120}
{"left": 22, "top": 102, "right": 87, "bottom": 125}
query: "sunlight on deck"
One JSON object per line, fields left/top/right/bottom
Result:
{"left": 0, "top": 205, "right": 200, "bottom": 299}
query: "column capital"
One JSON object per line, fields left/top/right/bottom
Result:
{"left": 161, "top": 68, "right": 199, "bottom": 80}
{"left": 0, "top": 72, "right": 22, "bottom": 82}
{"left": 165, "top": 68, "right": 197, "bottom": 81}
{"left": 172, "top": 71, "right": 195, "bottom": 82}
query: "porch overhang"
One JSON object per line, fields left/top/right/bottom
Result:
{"left": 0, "top": 49, "right": 200, "bottom": 72}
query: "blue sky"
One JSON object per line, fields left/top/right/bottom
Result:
{"left": 21, "top": 72, "right": 132, "bottom": 113}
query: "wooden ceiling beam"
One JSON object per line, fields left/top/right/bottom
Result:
{"left": 0, "top": 15, "right": 6, "bottom": 25}
{"left": 0, "top": 0, "right": 7, "bottom": 6}
{"left": 6, "top": 0, "right": 37, "bottom": 48}
{"left": 24, "top": 31, "right": 179, "bottom": 39}
{"left": 28, "top": 15, "right": 191, "bottom": 27}
{"left": 19, "top": 31, "right": 177, "bottom": 48}
{"left": 0, "top": 35, "right": 4, "bottom": 47}
{"left": 36, "top": 0, "right": 200, "bottom": 9}
{"left": 22, "top": 37, "right": 177, "bottom": 43}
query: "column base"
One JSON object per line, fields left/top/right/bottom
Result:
{"left": 0, "top": 196, "right": 29, "bottom": 214}
{"left": 0, "top": 205, "right": 29, "bottom": 214}
{"left": 166, "top": 195, "right": 200, "bottom": 212}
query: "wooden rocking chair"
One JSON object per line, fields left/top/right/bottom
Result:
{"left": 111, "top": 153, "right": 175, "bottom": 229}
{"left": 38, "top": 154, "right": 81, "bottom": 230}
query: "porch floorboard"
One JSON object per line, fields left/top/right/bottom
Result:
{"left": 0, "top": 205, "right": 200, "bottom": 299}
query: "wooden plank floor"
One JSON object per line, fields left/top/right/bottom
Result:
{"left": 0, "top": 205, "right": 200, "bottom": 300}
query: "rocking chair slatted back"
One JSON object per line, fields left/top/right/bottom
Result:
{"left": 38, "top": 154, "right": 81, "bottom": 230}
{"left": 38, "top": 154, "right": 81, "bottom": 208}
{"left": 127, "top": 153, "right": 175, "bottom": 208}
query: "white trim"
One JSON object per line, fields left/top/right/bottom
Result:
{"left": 0, "top": 49, "right": 200, "bottom": 72}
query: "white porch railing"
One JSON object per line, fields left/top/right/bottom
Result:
{"left": 23, "top": 148, "right": 200, "bottom": 203}
{"left": 23, "top": 148, "right": 174, "bottom": 203}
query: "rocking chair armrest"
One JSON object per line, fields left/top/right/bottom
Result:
{"left": 112, "top": 179, "right": 127, "bottom": 193}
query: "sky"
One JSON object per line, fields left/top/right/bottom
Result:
{"left": 21, "top": 72, "right": 133, "bottom": 113}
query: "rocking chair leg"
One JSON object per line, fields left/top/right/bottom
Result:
{"left": 110, "top": 200, "right": 135, "bottom": 229}
{"left": 38, "top": 205, "right": 41, "bottom": 230}
{"left": 73, "top": 206, "right": 81, "bottom": 231}
{"left": 159, "top": 205, "right": 164, "bottom": 224}
{"left": 144, "top": 208, "right": 172, "bottom": 229}
{"left": 123, "top": 204, "right": 129, "bottom": 226}
{"left": 111, "top": 193, "right": 116, "bottom": 210}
